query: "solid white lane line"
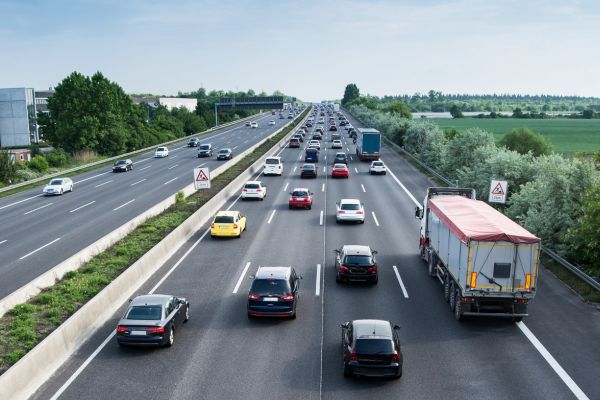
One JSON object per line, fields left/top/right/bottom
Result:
{"left": 361, "top": 184, "right": 366, "bottom": 193}
{"left": 94, "top": 180, "right": 113, "bottom": 188}
{"left": 322, "top": 183, "right": 325, "bottom": 192}
{"left": 113, "top": 199, "right": 135, "bottom": 211}
{"left": 0, "top": 240, "right": 7, "bottom": 245}
{"left": 267, "top": 210, "right": 276, "bottom": 224}
{"left": 69, "top": 201, "right": 96, "bottom": 213}
{"left": 0, "top": 194, "right": 44, "bottom": 211}
{"left": 233, "top": 262, "right": 252, "bottom": 294}
{"left": 138, "top": 165, "right": 151, "bottom": 171}
{"left": 372, "top": 211, "right": 380, "bottom": 226}
{"left": 354, "top": 167, "right": 359, "bottom": 174}
{"left": 130, "top": 178, "right": 146, "bottom": 186}
{"left": 293, "top": 166, "right": 297, "bottom": 172}
{"left": 319, "top": 210, "right": 324, "bottom": 225}
{"left": 19, "top": 237, "right": 61, "bottom": 260}
{"left": 168, "top": 164, "right": 179, "bottom": 170}
{"left": 392, "top": 266, "right": 409, "bottom": 298}
{"left": 23, "top": 202, "right": 53, "bottom": 215}
{"left": 163, "top": 177, "right": 178, "bottom": 185}
{"left": 283, "top": 182, "right": 289, "bottom": 192}
{"left": 316, "top": 264, "right": 321, "bottom": 296}
{"left": 383, "top": 158, "right": 421, "bottom": 207}
{"left": 517, "top": 322, "right": 590, "bottom": 400}
{"left": 74, "top": 171, "right": 111, "bottom": 184}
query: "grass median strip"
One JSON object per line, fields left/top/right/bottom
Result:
{"left": 0, "top": 109, "right": 308, "bottom": 375}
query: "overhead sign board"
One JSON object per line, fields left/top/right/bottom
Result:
{"left": 193, "top": 167, "right": 210, "bottom": 190}
{"left": 216, "top": 96, "right": 284, "bottom": 110}
{"left": 489, "top": 180, "right": 508, "bottom": 204}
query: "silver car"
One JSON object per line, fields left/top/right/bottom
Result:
{"left": 43, "top": 177, "right": 74, "bottom": 196}
{"left": 116, "top": 294, "right": 189, "bottom": 347}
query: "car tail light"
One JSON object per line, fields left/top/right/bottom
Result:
{"left": 368, "top": 266, "right": 377, "bottom": 273}
{"left": 248, "top": 293, "right": 261, "bottom": 300}
{"left": 211, "top": 223, "right": 215, "bottom": 229}
{"left": 350, "top": 352, "right": 358, "bottom": 361}
{"left": 256, "top": 189, "right": 262, "bottom": 192}
{"left": 242, "top": 189, "right": 248, "bottom": 192}
{"left": 356, "top": 211, "right": 364, "bottom": 215}
{"left": 147, "top": 327, "right": 165, "bottom": 334}
{"left": 116, "top": 326, "right": 128, "bottom": 333}
{"left": 391, "top": 351, "right": 400, "bottom": 362}
{"left": 233, "top": 224, "right": 238, "bottom": 229}
{"left": 338, "top": 210, "right": 345, "bottom": 214}
{"left": 280, "top": 294, "right": 294, "bottom": 301}
{"left": 339, "top": 265, "right": 349, "bottom": 271}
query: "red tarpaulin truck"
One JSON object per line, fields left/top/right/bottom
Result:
{"left": 415, "top": 188, "right": 541, "bottom": 321}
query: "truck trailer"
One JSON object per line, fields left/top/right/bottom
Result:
{"left": 416, "top": 188, "right": 540, "bottom": 321}
{"left": 355, "top": 128, "right": 381, "bottom": 161}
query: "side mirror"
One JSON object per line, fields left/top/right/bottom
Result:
{"left": 372, "top": 250, "right": 378, "bottom": 255}
{"left": 249, "top": 275, "right": 255, "bottom": 279}
{"left": 333, "top": 249, "right": 340, "bottom": 253}
{"left": 340, "top": 322, "right": 349, "bottom": 329}
{"left": 415, "top": 206, "right": 424, "bottom": 219}
{"left": 393, "top": 325, "right": 401, "bottom": 330}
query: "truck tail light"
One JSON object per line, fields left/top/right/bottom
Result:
{"left": 525, "top": 273, "right": 532, "bottom": 290}
{"left": 470, "top": 272, "right": 478, "bottom": 288}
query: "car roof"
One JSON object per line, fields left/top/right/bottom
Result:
{"left": 255, "top": 266, "right": 292, "bottom": 280}
{"left": 215, "top": 210, "right": 239, "bottom": 217}
{"left": 265, "top": 156, "right": 281, "bottom": 160}
{"left": 352, "top": 319, "right": 393, "bottom": 339}
{"left": 302, "top": 163, "right": 316, "bottom": 168}
{"left": 333, "top": 163, "right": 347, "bottom": 168}
{"left": 130, "top": 294, "right": 171, "bottom": 307}
{"left": 335, "top": 152, "right": 346, "bottom": 156}
{"left": 245, "top": 180, "right": 262, "bottom": 185}
{"left": 292, "top": 187, "right": 309, "bottom": 192}
{"left": 342, "top": 244, "right": 373, "bottom": 255}
{"left": 340, "top": 198, "right": 360, "bottom": 204}
{"left": 219, "top": 148, "right": 232, "bottom": 152}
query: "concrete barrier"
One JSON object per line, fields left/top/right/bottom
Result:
{"left": 0, "top": 108, "right": 309, "bottom": 400}
{"left": 0, "top": 112, "right": 303, "bottom": 317}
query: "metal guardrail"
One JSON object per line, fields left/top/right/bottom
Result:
{"left": 346, "top": 108, "right": 600, "bottom": 292}
{"left": 0, "top": 112, "right": 266, "bottom": 194}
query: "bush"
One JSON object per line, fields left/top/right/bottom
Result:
{"left": 45, "top": 149, "right": 72, "bottom": 167}
{"left": 498, "top": 127, "right": 553, "bottom": 156}
{"left": 15, "top": 169, "right": 42, "bottom": 181}
{"left": 0, "top": 150, "right": 17, "bottom": 184}
{"left": 28, "top": 155, "right": 49, "bottom": 172}
{"left": 567, "top": 183, "right": 600, "bottom": 275}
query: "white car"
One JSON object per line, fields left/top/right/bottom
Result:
{"left": 268, "top": 120, "right": 276, "bottom": 126}
{"left": 154, "top": 147, "right": 169, "bottom": 158}
{"left": 308, "top": 140, "right": 321, "bottom": 150}
{"left": 241, "top": 181, "right": 266, "bottom": 200}
{"left": 250, "top": 122, "right": 259, "bottom": 128}
{"left": 263, "top": 156, "right": 283, "bottom": 176}
{"left": 369, "top": 160, "right": 387, "bottom": 175}
{"left": 345, "top": 124, "right": 353, "bottom": 130}
{"left": 43, "top": 177, "right": 74, "bottom": 196}
{"left": 336, "top": 198, "right": 365, "bottom": 224}
{"left": 332, "top": 140, "right": 343, "bottom": 149}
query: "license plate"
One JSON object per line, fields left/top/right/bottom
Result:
{"left": 131, "top": 330, "right": 146, "bottom": 336}
{"left": 263, "top": 297, "right": 278, "bottom": 302}
{"left": 218, "top": 225, "right": 228, "bottom": 229}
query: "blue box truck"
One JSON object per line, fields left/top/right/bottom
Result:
{"left": 356, "top": 128, "right": 381, "bottom": 161}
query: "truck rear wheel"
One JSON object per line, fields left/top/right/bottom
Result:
{"left": 443, "top": 276, "right": 450, "bottom": 302}
{"left": 449, "top": 283, "right": 456, "bottom": 311}
{"left": 454, "top": 293, "right": 464, "bottom": 321}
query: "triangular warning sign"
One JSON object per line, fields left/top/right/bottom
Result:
{"left": 196, "top": 170, "right": 209, "bottom": 181}
{"left": 491, "top": 182, "right": 504, "bottom": 195}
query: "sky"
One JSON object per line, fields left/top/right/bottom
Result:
{"left": 1, "top": 0, "right": 599, "bottom": 102}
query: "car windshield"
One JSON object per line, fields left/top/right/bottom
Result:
{"left": 125, "top": 305, "right": 162, "bottom": 321}
{"left": 341, "top": 203, "right": 361, "bottom": 210}
{"left": 199, "top": 145, "right": 210, "bottom": 150}
{"left": 218, "top": 150, "right": 229, "bottom": 154}
{"left": 245, "top": 183, "right": 260, "bottom": 189}
{"left": 344, "top": 254, "right": 373, "bottom": 265}
{"left": 49, "top": 179, "right": 63, "bottom": 185}
{"left": 115, "top": 160, "right": 126, "bottom": 165}
{"left": 214, "top": 216, "right": 234, "bottom": 223}
{"left": 265, "top": 159, "right": 279, "bottom": 165}
{"left": 354, "top": 338, "right": 393, "bottom": 354}
{"left": 250, "top": 279, "right": 291, "bottom": 296}
{"left": 292, "top": 191, "right": 308, "bottom": 196}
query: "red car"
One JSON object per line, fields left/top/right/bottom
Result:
{"left": 331, "top": 163, "right": 349, "bottom": 178}
{"left": 289, "top": 188, "right": 313, "bottom": 209}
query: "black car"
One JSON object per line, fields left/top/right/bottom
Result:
{"left": 217, "top": 148, "right": 233, "bottom": 160}
{"left": 300, "top": 163, "right": 317, "bottom": 178}
{"left": 329, "top": 125, "right": 338, "bottom": 131}
{"left": 187, "top": 137, "right": 200, "bottom": 147}
{"left": 340, "top": 121, "right": 347, "bottom": 127}
{"left": 112, "top": 159, "right": 133, "bottom": 172}
{"left": 312, "top": 133, "right": 322, "bottom": 141}
{"left": 341, "top": 319, "right": 402, "bottom": 378}
{"left": 306, "top": 121, "right": 313, "bottom": 127}
{"left": 335, "top": 245, "right": 378, "bottom": 283}
{"left": 116, "top": 294, "right": 189, "bottom": 347}
{"left": 334, "top": 152, "right": 348, "bottom": 164}
{"left": 247, "top": 266, "right": 300, "bottom": 318}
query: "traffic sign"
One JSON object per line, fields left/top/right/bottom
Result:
{"left": 193, "top": 167, "right": 210, "bottom": 190}
{"left": 489, "top": 180, "right": 508, "bottom": 203}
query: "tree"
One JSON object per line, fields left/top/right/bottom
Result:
{"left": 450, "top": 104, "right": 463, "bottom": 118}
{"left": 582, "top": 109, "right": 594, "bottom": 119}
{"left": 568, "top": 183, "right": 600, "bottom": 275}
{"left": 441, "top": 128, "right": 496, "bottom": 177}
{"left": 341, "top": 84, "right": 360, "bottom": 106}
{"left": 512, "top": 107, "right": 524, "bottom": 118}
{"left": 498, "top": 127, "right": 552, "bottom": 157}
{"left": 387, "top": 101, "right": 412, "bottom": 119}
{"left": 0, "top": 150, "right": 17, "bottom": 184}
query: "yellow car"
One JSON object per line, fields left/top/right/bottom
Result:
{"left": 210, "top": 211, "right": 247, "bottom": 238}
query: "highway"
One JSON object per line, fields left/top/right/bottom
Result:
{"left": 31, "top": 109, "right": 599, "bottom": 400}
{"left": 0, "top": 113, "right": 289, "bottom": 300}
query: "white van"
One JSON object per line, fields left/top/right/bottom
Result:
{"left": 263, "top": 156, "right": 283, "bottom": 176}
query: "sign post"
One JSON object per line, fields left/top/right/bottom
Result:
{"left": 489, "top": 180, "right": 508, "bottom": 203}
{"left": 193, "top": 167, "right": 210, "bottom": 190}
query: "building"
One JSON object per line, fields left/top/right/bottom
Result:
{"left": 34, "top": 89, "right": 54, "bottom": 114}
{"left": 8, "top": 148, "right": 32, "bottom": 162}
{"left": 0, "top": 88, "right": 39, "bottom": 147}
{"left": 159, "top": 97, "right": 197, "bottom": 112}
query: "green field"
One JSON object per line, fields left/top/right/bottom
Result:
{"left": 430, "top": 118, "right": 600, "bottom": 155}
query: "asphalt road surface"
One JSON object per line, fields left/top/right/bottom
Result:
{"left": 31, "top": 109, "right": 600, "bottom": 400}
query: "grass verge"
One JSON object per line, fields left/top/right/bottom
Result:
{"left": 0, "top": 109, "right": 308, "bottom": 375}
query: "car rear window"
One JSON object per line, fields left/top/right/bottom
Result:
{"left": 373, "top": 162, "right": 383, "bottom": 166}
{"left": 302, "top": 165, "right": 315, "bottom": 170}
{"left": 250, "top": 279, "right": 291, "bottom": 296}
{"left": 125, "top": 305, "right": 162, "bottom": 320}
{"left": 245, "top": 183, "right": 260, "bottom": 189}
{"left": 292, "top": 190, "right": 308, "bottom": 196}
{"left": 214, "top": 216, "right": 234, "bottom": 223}
{"left": 306, "top": 149, "right": 318, "bottom": 154}
{"left": 334, "top": 164, "right": 346, "bottom": 169}
{"left": 341, "top": 203, "right": 361, "bottom": 210}
{"left": 157, "top": 147, "right": 166, "bottom": 151}
{"left": 354, "top": 338, "right": 393, "bottom": 354}
{"left": 265, "top": 159, "right": 280, "bottom": 165}
{"left": 199, "top": 145, "right": 210, "bottom": 150}
{"left": 344, "top": 255, "right": 373, "bottom": 265}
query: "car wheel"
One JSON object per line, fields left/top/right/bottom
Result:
{"left": 336, "top": 219, "right": 340, "bottom": 224}
{"left": 70, "top": 185, "right": 74, "bottom": 192}
{"left": 290, "top": 311, "right": 297, "bottom": 320}
{"left": 308, "top": 205, "right": 312, "bottom": 210}
{"left": 343, "top": 365, "right": 352, "bottom": 378}
{"left": 372, "top": 276, "right": 378, "bottom": 284}
{"left": 394, "top": 367, "right": 403, "bottom": 379}
{"left": 184, "top": 305, "right": 190, "bottom": 322}
{"left": 336, "top": 273, "right": 341, "bottom": 283}
{"left": 360, "top": 220, "right": 365, "bottom": 224}
{"left": 383, "top": 172, "right": 387, "bottom": 175}
{"left": 60, "top": 189, "right": 63, "bottom": 195}
{"left": 165, "top": 327, "right": 174, "bottom": 347}
{"left": 289, "top": 204, "right": 293, "bottom": 209}
{"left": 512, "top": 316, "right": 523, "bottom": 322}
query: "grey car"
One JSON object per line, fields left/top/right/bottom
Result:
{"left": 116, "top": 294, "right": 189, "bottom": 347}
{"left": 217, "top": 148, "right": 233, "bottom": 160}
